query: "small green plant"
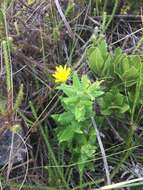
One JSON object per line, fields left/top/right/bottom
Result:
{"left": 52, "top": 72, "right": 104, "bottom": 173}
{"left": 87, "top": 36, "right": 143, "bottom": 118}
{"left": 87, "top": 36, "right": 143, "bottom": 178}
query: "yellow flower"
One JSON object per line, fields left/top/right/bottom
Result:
{"left": 53, "top": 65, "right": 71, "bottom": 83}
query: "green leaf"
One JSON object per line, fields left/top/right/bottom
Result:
{"left": 81, "top": 75, "right": 91, "bottom": 89}
{"left": 75, "top": 104, "right": 85, "bottom": 122}
{"left": 114, "top": 54, "right": 140, "bottom": 87}
{"left": 57, "top": 84, "right": 76, "bottom": 97}
{"left": 115, "top": 56, "right": 129, "bottom": 79}
{"left": 88, "top": 82, "right": 104, "bottom": 100}
{"left": 100, "top": 107, "right": 112, "bottom": 116}
{"left": 81, "top": 144, "right": 96, "bottom": 158}
{"left": 52, "top": 112, "right": 74, "bottom": 125}
{"left": 114, "top": 92, "right": 124, "bottom": 105}
{"left": 120, "top": 104, "right": 130, "bottom": 113}
{"left": 130, "top": 55, "right": 141, "bottom": 68}
{"left": 62, "top": 96, "right": 78, "bottom": 105}
{"left": 72, "top": 72, "right": 81, "bottom": 89}
{"left": 88, "top": 128, "right": 96, "bottom": 144}
{"left": 78, "top": 144, "right": 96, "bottom": 173}
{"left": 101, "top": 54, "right": 113, "bottom": 76}
{"left": 88, "top": 47, "right": 104, "bottom": 74}
{"left": 71, "top": 122, "right": 83, "bottom": 134}
{"left": 122, "top": 67, "right": 138, "bottom": 82}
{"left": 114, "top": 48, "right": 125, "bottom": 76}
{"left": 113, "top": 48, "right": 124, "bottom": 65}
{"left": 122, "top": 56, "right": 130, "bottom": 72}
{"left": 98, "top": 39, "right": 108, "bottom": 59}
{"left": 58, "top": 126, "right": 74, "bottom": 143}
{"left": 98, "top": 88, "right": 129, "bottom": 115}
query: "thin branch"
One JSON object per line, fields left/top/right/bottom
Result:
{"left": 91, "top": 117, "right": 111, "bottom": 185}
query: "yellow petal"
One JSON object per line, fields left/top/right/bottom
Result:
{"left": 52, "top": 65, "right": 71, "bottom": 83}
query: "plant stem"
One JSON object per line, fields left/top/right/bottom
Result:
{"left": 91, "top": 117, "right": 111, "bottom": 185}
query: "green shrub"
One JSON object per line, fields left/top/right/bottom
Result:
{"left": 52, "top": 72, "right": 104, "bottom": 173}
{"left": 87, "top": 36, "right": 143, "bottom": 127}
